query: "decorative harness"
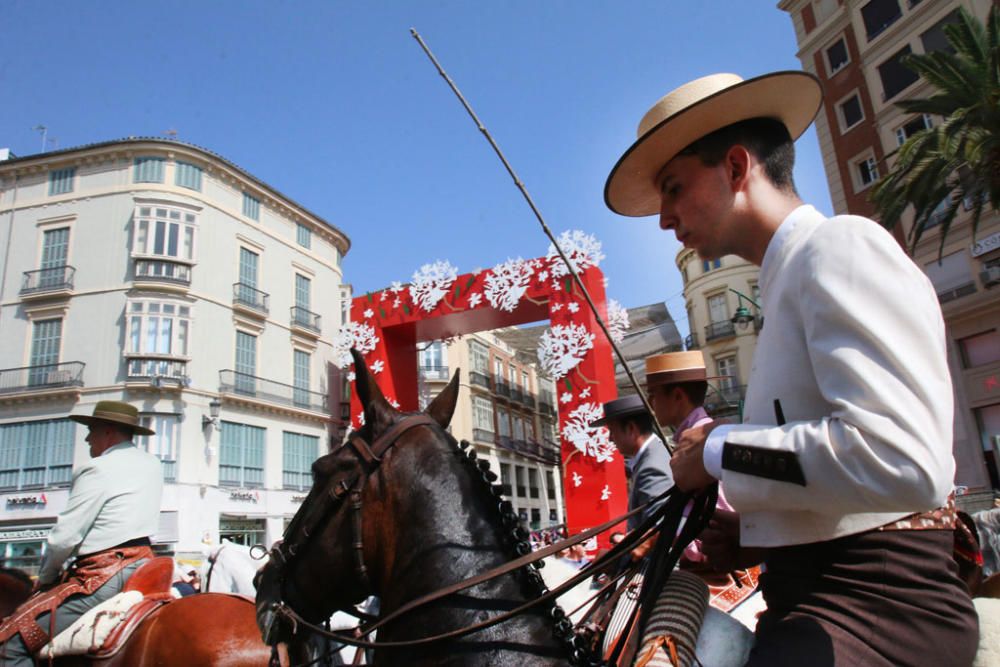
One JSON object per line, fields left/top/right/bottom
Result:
{"left": 257, "top": 413, "right": 716, "bottom": 666}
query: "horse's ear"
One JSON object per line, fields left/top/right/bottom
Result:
{"left": 350, "top": 348, "right": 397, "bottom": 433}
{"left": 425, "top": 367, "right": 460, "bottom": 429}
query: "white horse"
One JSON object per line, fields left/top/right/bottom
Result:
{"left": 204, "top": 539, "right": 263, "bottom": 596}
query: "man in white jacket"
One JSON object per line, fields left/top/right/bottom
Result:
{"left": 0, "top": 401, "right": 163, "bottom": 666}
{"left": 604, "top": 72, "right": 978, "bottom": 665}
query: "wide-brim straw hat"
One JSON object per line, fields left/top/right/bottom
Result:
{"left": 645, "top": 351, "right": 708, "bottom": 389}
{"left": 605, "top": 71, "right": 823, "bottom": 217}
{"left": 69, "top": 400, "right": 155, "bottom": 436}
{"left": 589, "top": 394, "right": 649, "bottom": 428}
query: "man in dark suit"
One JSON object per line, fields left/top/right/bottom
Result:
{"left": 591, "top": 395, "right": 672, "bottom": 560}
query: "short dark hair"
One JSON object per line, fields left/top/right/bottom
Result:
{"left": 619, "top": 411, "right": 654, "bottom": 435}
{"left": 674, "top": 381, "right": 708, "bottom": 407}
{"left": 679, "top": 117, "right": 797, "bottom": 194}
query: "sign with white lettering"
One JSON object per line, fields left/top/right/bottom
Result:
{"left": 971, "top": 231, "right": 1000, "bottom": 258}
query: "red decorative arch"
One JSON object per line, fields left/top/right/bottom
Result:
{"left": 342, "top": 253, "right": 627, "bottom": 545}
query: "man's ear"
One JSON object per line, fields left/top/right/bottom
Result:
{"left": 725, "top": 144, "right": 752, "bottom": 190}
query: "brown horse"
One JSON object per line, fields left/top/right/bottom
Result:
{"left": 0, "top": 589, "right": 271, "bottom": 665}
{"left": 0, "top": 569, "right": 32, "bottom": 620}
{"left": 256, "top": 349, "right": 574, "bottom": 666}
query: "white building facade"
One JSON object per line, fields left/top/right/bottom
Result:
{"left": 0, "top": 139, "right": 350, "bottom": 570}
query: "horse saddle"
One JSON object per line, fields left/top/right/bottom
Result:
{"left": 41, "top": 556, "right": 175, "bottom": 659}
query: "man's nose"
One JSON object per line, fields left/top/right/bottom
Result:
{"left": 659, "top": 199, "right": 675, "bottom": 230}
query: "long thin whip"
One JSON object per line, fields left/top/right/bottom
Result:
{"left": 410, "top": 28, "right": 671, "bottom": 452}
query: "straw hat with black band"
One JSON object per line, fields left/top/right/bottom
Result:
{"left": 605, "top": 71, "right": 823, "bottom": 218}
{"left": 69, "top": 400, "right": 155, "bottom": 436}
{"left": 645, "top": 351, "right": 708, "bottom": 390}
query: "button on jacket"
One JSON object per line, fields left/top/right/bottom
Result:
{"left": 39, "top": 442, "right": 164, "bottom": 584}
{"left": 705, "top": 206, "right": 954, "bottom": 547}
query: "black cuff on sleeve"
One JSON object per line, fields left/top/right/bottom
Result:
{"left": 722, "top": 442, "right": 806, "bottom": 486}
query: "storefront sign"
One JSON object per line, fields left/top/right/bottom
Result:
{"left": 229, "top": 489, "right": 260, "bottom": 503}
{"left": 0, "top": 528, "right": 51, "bottom": 542}
{"left": 971, "top": 231, "right": 1000, "bottom": 258}
{"left": 5, "top": 494, "right": 47, "bottom": 507}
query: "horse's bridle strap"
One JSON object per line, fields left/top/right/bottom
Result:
{"left": 360, "top": 487, "right": 667, "bottom": 636}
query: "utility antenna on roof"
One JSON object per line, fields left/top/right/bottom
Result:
{"left": 32, "top": 125, "right": 47, "bottom": 152}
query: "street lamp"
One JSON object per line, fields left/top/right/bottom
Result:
{"left": 729, "top": 288, "right": 761, "bottom": 331}
{"left": 202, "top": 398, "right": 222, "bottom": 431}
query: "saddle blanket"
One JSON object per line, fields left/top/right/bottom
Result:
{"left": 40, "top": 590, "right": 142, "bottom": 658}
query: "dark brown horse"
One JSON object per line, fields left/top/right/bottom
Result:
{"left": 0, "top": 589, "right": 271, "bottom": 665}
{"left": 0, "top": 569, "right": 32, "bottom": 620}
{"left": 256, "top": 350, "right": 573, "bottom": 666}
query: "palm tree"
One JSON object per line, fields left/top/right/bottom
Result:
{"left": 871, "top": 5, "right": 999, "bottom": 257}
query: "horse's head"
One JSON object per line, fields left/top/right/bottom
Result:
{"left": 255, "top": 348, "right": 460, "bottom": 648}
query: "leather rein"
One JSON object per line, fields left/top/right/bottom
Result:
{"left": 260, "top": 411, "right": 695, "bottom": 656}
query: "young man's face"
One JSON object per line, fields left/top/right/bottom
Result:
{"left": 649, "top": 384, "right": 685, "bottom": 429}
{"left": 657, "top": 153, "right": 736, "bottom": 260}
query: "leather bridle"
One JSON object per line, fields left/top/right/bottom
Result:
{"left": 260, "top": 414, "right": 439, "bottom": 643}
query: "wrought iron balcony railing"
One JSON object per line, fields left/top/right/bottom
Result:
{"left": 684, "top": 333, "right": 699, "bottom": 350}
{"left": 472, "top": 428, "right": 495, "bottom": 444}
{"left": 521, "top": 392, "right": 536, "bottom": 409}
{"left": 0, "top": 362, "right": 85, "bottom": 394}
{"left": 705, "top": 320, "right": 736, "bottom": 342}
{"left": 21, "top": 266, "right": 75, "bottom": 295}
{"left": 125, "top": 356, "right": 189, "bottom": 386}
{"left": 495, "top": 379, "right": 511, "bottom": 398}
{"left": 419, "top": 365, "right": 450, "bottom": 381}
{"left": 290, "top": 306, "right": 321, "bottom": 333}
{"left": 219, "top": 370, "right": 326, "bottom": 412}
{"left": 134, "top": 259, "right": 191, "bottom": 286}
{"left": 469, "top": 371, "right": 491, "bottom": 390}
{"left": 510, "top": 388, "right": 524, "bottom": 403}
{"left": 233, "top": 283, "right": 269, "bottom": 314}
{"left": 538, "top": 399, "right": 556, "bottom": 417}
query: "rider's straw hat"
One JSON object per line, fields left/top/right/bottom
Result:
{"left": 645, "top": 351, "right": 708, "bottom": 389}
{"left": 605, "top": 71, "right": 823, "bottom": 217}
{"left": 69, "top": 400, "right": 155, "bottom": 436}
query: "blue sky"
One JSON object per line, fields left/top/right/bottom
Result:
{"left": 1, "top": 1, "right": 833, "bottom": 338}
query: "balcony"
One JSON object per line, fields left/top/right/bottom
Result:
{"left": 125, "top": 356, "right": 189, "bottom": 388}
{"left": 21, "top": 266, "right": 75, "bottom": 298}
{"left": 420, "top": 365, "right": 450, "bottom": 381}
{"left": 684, "top": 333, "right": 699, "bottom": 350}
{"left": 538, "top": 400, "right": 555, "bottom": 417}
{"left": 937, "top": 282, "right": 977, "bottom": 304}
{"left": 705, "top": 383, "right": 746, "bottom": 415}
{"left": 233, "top": 283, "right": 269, "bottom": 316}
{"left": 134, "top": 259, "right": 192, "bottom": 288}
{"left": 0, "top": 362, "right": 85, "bottom": 395}
{"left": 521, "top": 392, "right": 536, "bottom": 409}
{"left": 290, "top": 306, "right": 321, "bottom": 335}
{"left": 469, "top": 371, "right": 491, "bottom": 390}
{"left": 494, "top": 379, "right": 511, "bottom": 398}
{"left": 510, "top": 387, "right": 524, "bottom": 403}
{"left": 219, "top": 370, "right": 326, "bottom": 412}
{"left": 705, "top": 320, "right": 736, "bottom": 342}
{"left": 472, "top": 428, "right": 495, "bottom": 444}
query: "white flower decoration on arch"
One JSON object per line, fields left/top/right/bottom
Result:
{"left": 484, "top": 257, "right": 534, "bottom": 312}
{"left": 333, "top": 322, "right": 380, "bottom": 368}
{"left": 607, "top": 299, "right": 630, "bottom": 344}
{"left": 409, "top": 260, "right": 458, "bottom": 312}
{"left": 547, "top": 230, "right": 605, "bottom": 279}
{"left": 562, "top": 402, "right": 615, "bottom": 464}
{"left": 538, "top": 323, "right": 594, "bottom": 380}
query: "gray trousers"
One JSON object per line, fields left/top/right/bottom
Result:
{"left": 0, "top": 560, "right": 144, "bottom": 667}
